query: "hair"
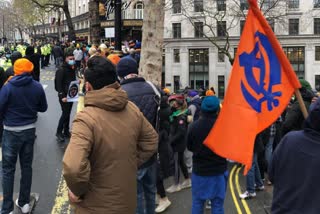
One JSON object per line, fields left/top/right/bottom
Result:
{"left": 84, "top": 56, "right": 117, "bottom": 90}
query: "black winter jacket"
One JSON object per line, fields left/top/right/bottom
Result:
{"left": 121, "top": 77, "right": 159, "bottom": 168}
{"left": 281, "top": 88, "right": 314, "bottom": 137}
{"left": 25, "top": 54, "right": 40, "bottom": 81}
{"left": 169, "top": 112, "right": 188, "bottom": 152}
{"left": 187, "top": 112, "right": 227, "bottom": 176}
{"left": 121, "top": 77, "right": 159, "bottom": 128}
{"left": 55, "top": 63, "right": 76, "bottom": 100}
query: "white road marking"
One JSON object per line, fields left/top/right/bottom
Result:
{"left": 42, "top": 84, "right": 48, "bottom": 90}
{"left": 0, "top": 148, "right": 2, "bottom": 162}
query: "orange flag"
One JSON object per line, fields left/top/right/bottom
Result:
{"left": 204, "top": 0, "right": 301, "bottom": 174}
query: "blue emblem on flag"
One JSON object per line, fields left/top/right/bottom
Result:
{"left": 239, "top": 31, "right": 282, "bottom": 113}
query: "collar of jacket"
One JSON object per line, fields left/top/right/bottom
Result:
{"left": 120, "top": 76, "right": 145, "bottom": 85}
{"left": 84, "top": 82, "right": 128, "bottom": 112}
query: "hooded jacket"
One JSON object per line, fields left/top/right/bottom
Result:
{"left": 269, "top": 98, "right": 320, "bottom": 214}
{"left": 55, "top": 63, "right": 76, "bottom": 99}
{"left": 281, "top": 88, "right": 314, "bottom": 137}
{"left": 63, "top": 82, "right": 158, "bottom": 214}
{"left": 188, "top": 95, "right": 202, "bottom": 121}
{"left": 0, "top": 74, "right": 47, "bottom": 127}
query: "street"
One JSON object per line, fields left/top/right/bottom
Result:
{"left": 0, "top": 64, "right": 273, "bottom": 213}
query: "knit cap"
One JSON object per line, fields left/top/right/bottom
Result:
{"left": 201, "top": 96, "right": 220, "bottom": 113}
{"left": 116, "top": 56, "right": 138, "bottom": 78}
{"left": 299, "top": 79, "right": 312, "bottom": 90}
{"left": 14, "top": 58, "right": 34, "bottom": 76}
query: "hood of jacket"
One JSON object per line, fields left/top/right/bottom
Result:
{"left": 304, "top": 98, "right": 320, "bottom": 133}
{"left": 301, "top": 88, "right": 315, "bottom": 102}
{"left": 84, "top": 82, "right": 128, "bottom": 112}
{"left": 8, "top": 74, "right": 33, "bottom": 87}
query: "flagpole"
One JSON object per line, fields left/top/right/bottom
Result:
{"left": 294, "top": 89, "right": 309, "bottom": 119}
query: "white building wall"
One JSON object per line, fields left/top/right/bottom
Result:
{"left": 163, "top": 0, "right": 320, "bottom": 94}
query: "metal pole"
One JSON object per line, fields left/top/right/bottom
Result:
{"left": 2, "top": 14, "right": 4, "bottom": 46}
{"left": 114, "top": 0, "right": 122, "bottom": 52}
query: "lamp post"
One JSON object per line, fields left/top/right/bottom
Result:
{"left": 114, "top": 0, "right": 122, "bottom": 52}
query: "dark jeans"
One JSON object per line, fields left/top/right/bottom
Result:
{"left": 41, "top": 55, "right": 45, "bottom": 68}
{"left": 57, "top": 98, "right": 73, "bottom": 134}
{"left": 156, "top": 176, "right": 166, "bottom": 198}
{"left": 174, "top": 152, "right": 189, "bottom": 184}
{"left": 136, "top": 161, "right": 157, "bottom": 214}
{"left": 2, "top": 128, "right": 36, "bottom": 214}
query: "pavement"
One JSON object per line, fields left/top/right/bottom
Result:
{"left": 0, "top": 63, "right": 273, "bottom": 213}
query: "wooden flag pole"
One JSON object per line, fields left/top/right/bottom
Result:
{"left": 294, "top": 89, "right": 309, "bottom": 119}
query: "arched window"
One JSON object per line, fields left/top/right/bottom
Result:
{"left": 134, "top": 2, "right": 144, "bottom": 19}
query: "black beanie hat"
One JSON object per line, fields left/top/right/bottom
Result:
{"left": 116, "top": 56, "right": 138, "bottom": 78}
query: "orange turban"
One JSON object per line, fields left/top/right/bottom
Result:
{"left": 107, "top": 54, "right": 121, "bottom": 66}
{"left": 205, "top": 89, "right": 215, "bottom": 96}
{"left": 14, "top": 58, "right": 34, "bottom": 76}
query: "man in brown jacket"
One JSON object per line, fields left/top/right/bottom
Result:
{"left": 62, "top": 56, "right": 158, "bottom": 214}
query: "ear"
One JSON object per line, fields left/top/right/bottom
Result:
{"left": 86, "top": 81, "right": 93, "bottom": 91}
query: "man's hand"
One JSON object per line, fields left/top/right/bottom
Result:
{"left": 68, "top": 190, "right": 82, "bottom": 203}
{"left": 62, "top": 97, "right": 67, "bottom": 103}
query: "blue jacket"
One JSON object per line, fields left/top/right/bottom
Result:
{"left": 120, "top": 77, "right": 159, "bottom": 168}
{"left": 187, "top": 112, "right": 227, "bottom": 176}
{"left": 0, "top": 74, "right": 48, "bottom": 127}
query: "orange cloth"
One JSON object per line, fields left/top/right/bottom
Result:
{"left": 107, "top": 54, "right": 121, "bottom": 66}
{"left": 14, "top": 58, "right": 34, "bottom": 76}
{"left": 204, "top": 0, "right": 301, "bottom": 174}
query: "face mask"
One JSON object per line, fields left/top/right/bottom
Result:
{"left": 68, "top": 60, "right": 75, "bottom": 66}
{"left": 6, "top": 54, "right": 11, "bottom": 59}
{"left": 186, "top": 97, "right": 191, "bottom": 103}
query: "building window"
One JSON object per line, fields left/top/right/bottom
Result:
{"left": 172, "top": 23, "right": 181, "bottom": 38}
{"left": 315, "top": 0, "right": 320, "bottom": 8}
{"left": 240, "top": 0, "right": 249, "bottom": 10}
{"left": 189, "top": 49, "right": 209, "bottom": 89}
{"left": 194, "top": 22, "right": 204, "bottom": 38}
{"left": 173, "top": 0, "right": 181, "bottom": 13}
{"left": 288, "top": 0, "right": 299, "bottom": 8}
{"left": 267, "top": 18, "right": 275, "bottom": 31}
{"left": 218, "top": 50, "right": 225, "bottom": 62}
{"left": 240, "top": 20, "right": 245, "bottom": 34}
{"left": 283, "top": 47, "right": 305, "bottom": 78}
{"left": 122, "top": 9, "right": 127, "bottom": 19}
{"left": 174, "top": 76, "right": 180, "bottom": 92}
{"left": 262, "top": 0, "right": 275, "bottom": 9}
{"left": 217, "top": 21, "right": 226, "bottom": 37}
{"left": 314, "top": 18, "right": 320, "bottom": 34}
{"left": 134, "top": 2, "right": 144, "bottom": 19}
{"left": 174, "top": 49, "right": 180, "bottom": 63}
{"left": 217, "top": 0, "right": 226, "bottom": 11}
{"left": 315, "top": 75, "right": 320, "bottom": 91}
{"left": 194, "top": 0, "right": 204, "bottom": 12}
{"left": 289, "top": 19, "right": 299, "bottom": 35}
{"left": 316, "top": 46, "right": 320, "bottom": 61}
{"left": 218, "top": 75, "right": 225, "bottom": 98}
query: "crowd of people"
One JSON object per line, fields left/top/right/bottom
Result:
{"left": 0, "top": 38, "right": 320, "bottom": 214}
